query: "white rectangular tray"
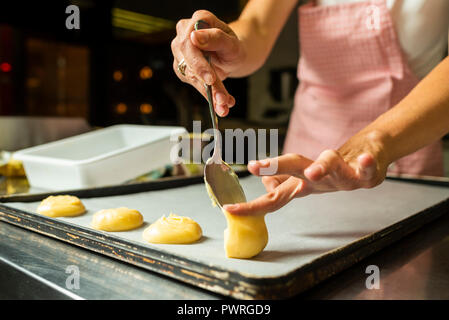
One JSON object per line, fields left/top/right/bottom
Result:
{"left": 14, "top": 124, "right": 187, "bottom": 190}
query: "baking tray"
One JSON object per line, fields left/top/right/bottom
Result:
{"left": 0, "top": 175, "right": 448, "bottom": 299}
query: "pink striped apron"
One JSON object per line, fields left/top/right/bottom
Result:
{"left": 283, "top": 0, "right": 444, "bottom": 176}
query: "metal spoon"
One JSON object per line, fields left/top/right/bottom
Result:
{"left": 194, "top": 20, "right": 247, "bottom": 208}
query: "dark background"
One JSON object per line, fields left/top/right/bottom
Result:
{"left": 0, "top": 0, "right": 249, "bottom": 130}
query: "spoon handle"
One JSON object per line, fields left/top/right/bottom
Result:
{"left": 194, "top": 20, "right": 219, "bottom": 135}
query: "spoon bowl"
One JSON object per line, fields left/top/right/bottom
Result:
{"left": 204, "top": 156, "right": 246, "bottom": 209}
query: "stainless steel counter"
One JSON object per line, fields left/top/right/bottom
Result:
{"left": 1, "top": 207, "right": 449, "bottom": 300}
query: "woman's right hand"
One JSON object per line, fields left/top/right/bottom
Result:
{"left": 171, "top": 10, "right": 247, "bottom": 117}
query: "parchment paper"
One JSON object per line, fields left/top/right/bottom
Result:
{"left": 6, "top": 176, "right": 449, "bottom": 278}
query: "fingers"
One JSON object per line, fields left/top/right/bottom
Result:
{"left": 223, "top": 177, "right": 307, "bottom": 216}
{"left": 171, "top": 10, "right": 237, "bottom": 116}
{"left": 172, "top": 50, "right": 235, "bottom": 116}
{"left": 172, "top": 59, "right": 208, "bottom": 98}
{"left": 261, "top": 175, "right": 290, "bottom": 192}
{"left": 226, "top": 150, "right": 381, "bottom": 217}
{"left": 171, "top": 24, "right": 215, "bottom": 85}
{"left": 229, "top": 151, "right": 379, "bottom": 217}
{"left": 248, "top": 154, "right": 314, "bottom": 177}
{"left": 356, "top": 153, "right": 377, "bottom": 182}
{"left": 303, "top": 149, "right": 377, "bottom": 183}
{"left": 304, "top": 149, "right": 351, "bottom": 182}
{"left": 212, "top": 80, "right": 235, "bottom": 117}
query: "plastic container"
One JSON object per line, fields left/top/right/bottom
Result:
{"left": 14, "top": 124, "right": 187, "bottom": 190}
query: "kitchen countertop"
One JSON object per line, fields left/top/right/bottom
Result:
{"left": 1, "top": 203, "right": 449, "bottom": 300}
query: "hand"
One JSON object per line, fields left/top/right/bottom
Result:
{"left": 171, "top": 10, "right": 246, "bottom": 117}
{"left": 223, "top": 130, "right": 391, "bottom": 216}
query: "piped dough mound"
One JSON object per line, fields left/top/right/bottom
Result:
{"left": 204, "top": 177, "right": 267, "bottom": 258}
{"left": 37, "top": 195, "right": 86, "bottom": 217}
{"left": 222, "top": 210, "right": 268, "bottom": 259}
{"left": 143, "top": 213, "right": 202, "bottom": 244}
{"left": 91, "top": 207, "right": 143, "bottom": 232}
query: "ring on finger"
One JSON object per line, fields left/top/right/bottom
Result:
{"left": 177, "top": 58, "right": 187, "bottom": 76}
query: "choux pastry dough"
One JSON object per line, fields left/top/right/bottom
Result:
{"left": 37, "top": 195, "right": 86, "bottom": 217}
{"left": 205, "top": 178, "right": 268, "bottom": 259}
{"left": 91, "top": 207, "right": 143, "bottom": 231}
{"left": 222, "top": 210, "right": 268, "bottom": 259}
{"left": 142, "top": 213, "right": 202, "bottom": 244}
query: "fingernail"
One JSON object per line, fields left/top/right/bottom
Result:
{"left": 203, "top": 72, "right": 214, "bottom": 85}
{"left": 223, "top": 204, "right": 238, "bottom": 211}
{"left": 215, "top": 92, "right": 226, "bottom": 105}
{"left": 195, "top": 31, "right": 209, "bottom": 45}
{"left": 358, "top": 153, "right": 374, "bottom": 167}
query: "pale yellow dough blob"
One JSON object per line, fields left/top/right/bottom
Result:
{"left": 142, "top": 213, "right": 202, "bottom": 244}
{"left": 37, "top": 195, "right": 86, "bottom": 217}
{"left": 91, "top": 207, "right": 143, "bottom": 232}
{"left": 205, "top": 179, "right": 268, "bottom": 259}
{"left": 222, "top": 210, "right": 268, "bottom": 259}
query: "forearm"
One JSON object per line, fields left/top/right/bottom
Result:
{"left": 228, "top": 0, "right": 298, "bottom": 77}
{"left": 342, "top": 57, "right": 449, "bottom": 168}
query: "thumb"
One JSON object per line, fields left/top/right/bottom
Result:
{"left": 190, "top": 29, "right": 240, "bottom": 58}
{"left": 356, "top": 153, "right": 377, "bottom": 181}
{"left": 248, "top": 154, "right": 314, "bottom": 177}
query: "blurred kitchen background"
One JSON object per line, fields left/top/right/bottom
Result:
{"left": 0, "top": 0, "right": 448, "bottom": 176}
{"left": 0, "top": 0, "right": 298, "bottom": 141}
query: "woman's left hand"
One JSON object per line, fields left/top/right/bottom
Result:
{"left": 223, "top": 130, "right": 390, "bottom": 216}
